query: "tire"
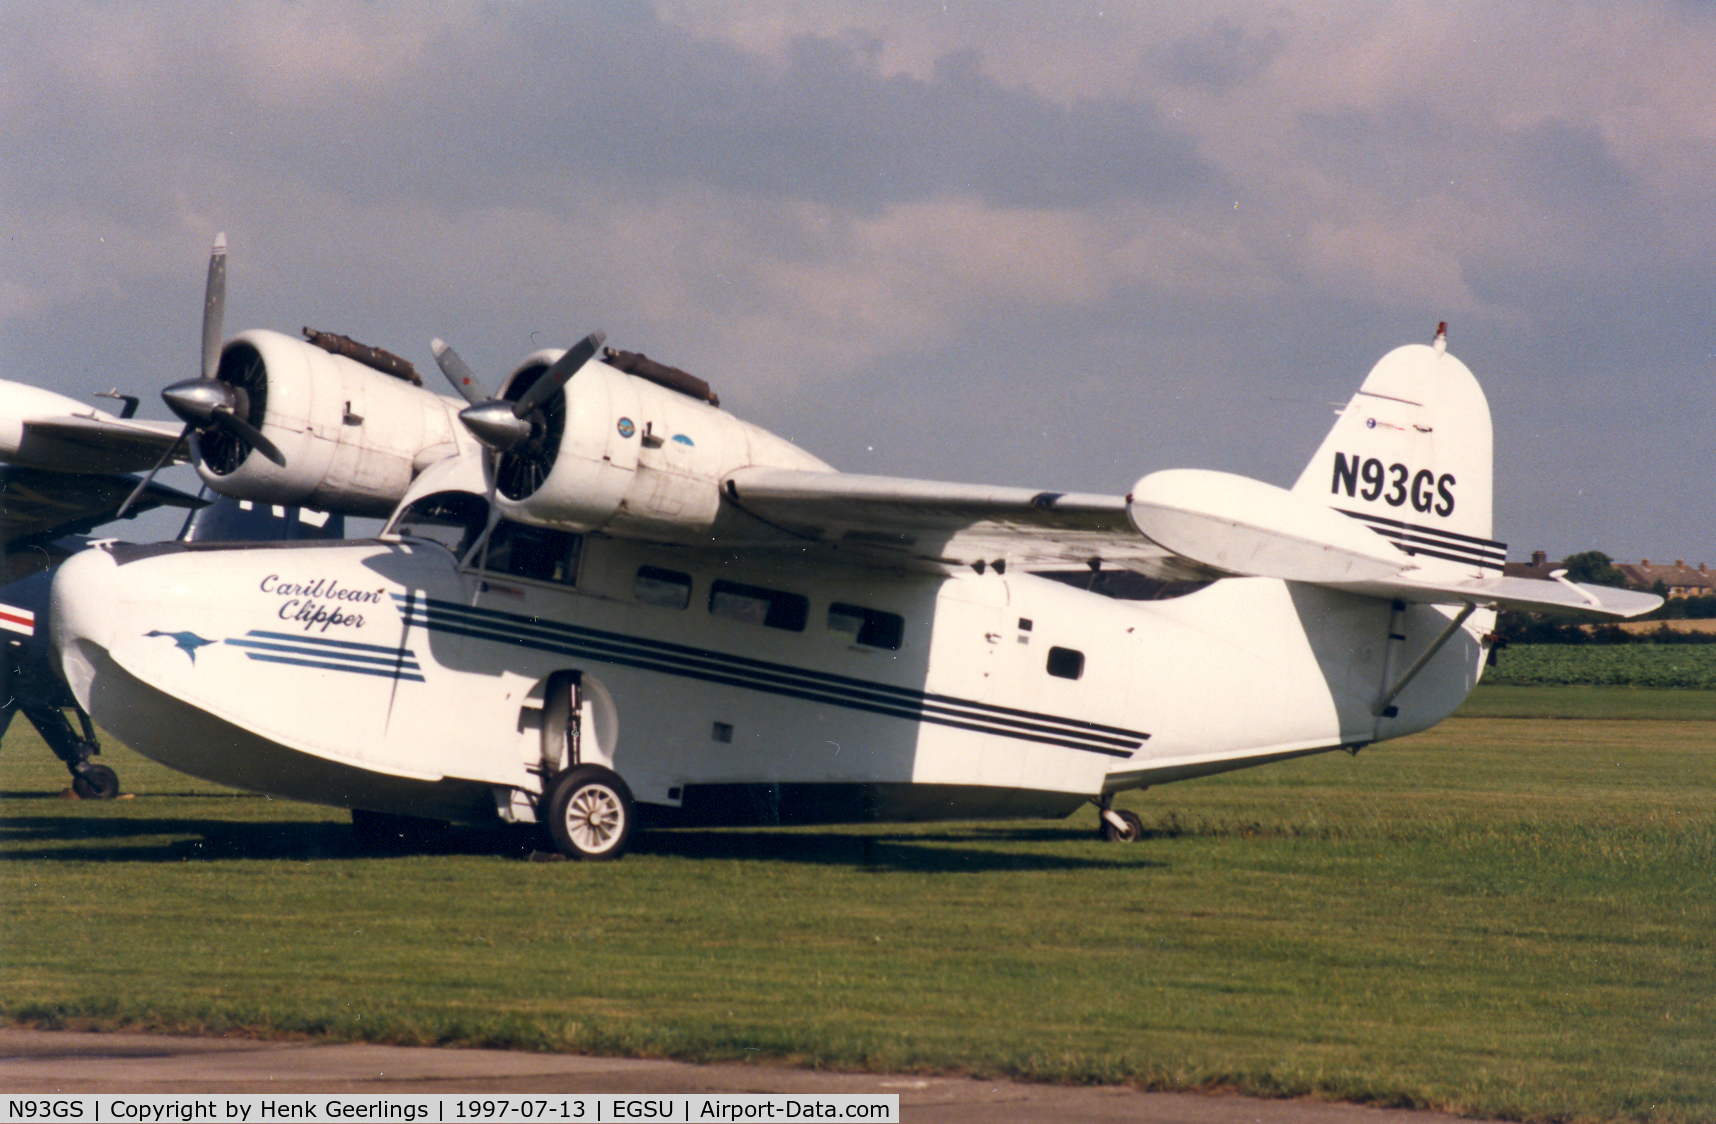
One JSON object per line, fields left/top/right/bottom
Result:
{"left": 71, "top": 763, "right": 120, "bottom": 800}
{"left": 1100, "top": 809, "right": 1144, "bottom": 843}
{"left": 545, "top": 765, "right": 635, "bottom": 861}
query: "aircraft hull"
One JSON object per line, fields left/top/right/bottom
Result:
{"left": 50, "top": 534, "right": 1491, "bottom": 828}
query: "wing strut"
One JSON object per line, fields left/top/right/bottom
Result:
{"left": 1375, "top": 603, "right": 1477, "bottom": 717}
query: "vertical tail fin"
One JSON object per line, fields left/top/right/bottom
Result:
{"left": 1291, "top": 331, "right": 1503, "bottom": 579}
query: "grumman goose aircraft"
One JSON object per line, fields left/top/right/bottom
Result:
{"left": 47, "top": 237, "right": 1660, "bottom": 860}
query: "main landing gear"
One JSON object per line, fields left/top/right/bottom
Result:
{"left": 3, "top": 644, "right": 120, "bottom": 799}
{"left": 542, "top": 764, "right": 636, "bottom": 861}
{"left": 1096, "top": 795, "right": 1144, "bottom": 843}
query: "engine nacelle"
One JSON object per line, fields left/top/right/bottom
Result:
{"left": 199, "top": 329, "right": 465, "bottom": 517}
{"left": 494, "top": 350, "right": 830, "bottom": 539}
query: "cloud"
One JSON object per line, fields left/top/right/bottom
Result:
{"left": 4, "top": 1, "right": 1716, "bottom": 557}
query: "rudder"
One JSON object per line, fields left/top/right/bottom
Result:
{"left": 1291, "top": 332, "right": 1502, "bottom": 580}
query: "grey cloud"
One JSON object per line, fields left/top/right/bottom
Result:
{"left": 408, "top": 7, "right": 1220, "bottom": 212}
{"left": 1158, "top": 19, "right": 1284, "bottom": 93}
{"left": 1506, "top": 116, "right": 1636, "bottom": 209}
{"left": 5, "top": 5, "right": 1219, "bottom": 242}
{"left": 5, "top": 2, "right": 1715, "bottom": 562}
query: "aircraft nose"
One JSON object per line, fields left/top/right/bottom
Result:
{"left": 50, "top": 546, "right": 122, "bottom": 705}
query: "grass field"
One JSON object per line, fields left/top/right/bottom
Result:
{"left": 2, "top": 685, "right": 1713, "bottom": 1122}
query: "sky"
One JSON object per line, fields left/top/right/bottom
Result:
{"left": 3, "top": 1, "right": 1713, "bottom": 563}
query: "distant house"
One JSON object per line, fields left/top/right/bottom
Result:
{"left": 1505, "top": 552, "right": 1716, "bottom": 598}
{"left": 1615, "top": 560, "right": 1716, "bottom": 598}
{"left": 1504, "top": 550, "right": 1562, "bottom": 582}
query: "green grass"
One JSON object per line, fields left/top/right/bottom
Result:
{"left": 1459, "top": 683, "right": 1716, "bottom": 719}
{"left": 3, "top": 697, "right": 1713, "bottom": 1122}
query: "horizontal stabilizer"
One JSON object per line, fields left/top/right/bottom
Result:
{"left": 1127, "top": 469, "right": 1414, "bottom": 583}
{"left": 1345, "top": 572, "right": 1663, "bottom": 618}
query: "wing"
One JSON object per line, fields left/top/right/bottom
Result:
{"left": 722, "top": 466, "right": 1661, "bottom": 619}
{"left": 724, "top": 467, "right": 1216, "bottom": 580}
{"left": 1, "top": 465, "right": 201, "bottom": 552}
{"left": 15, "top": 415, "right": 185, "bottom": 474}
{"left": 1, "top": 378, "right": 185, "bottom": 474}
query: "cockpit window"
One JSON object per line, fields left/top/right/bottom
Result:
{"left": 389, "top": 491, "right": 580, "bottom": 585}
{"left": 390, "top": 491, "right": 487, "bottom": 554}
{"left": 484, "top": 521, "right": 581, "bottom": 585}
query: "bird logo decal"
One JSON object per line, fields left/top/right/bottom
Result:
{"left": 146, "top": 630, "right": 217, "bottom": 663}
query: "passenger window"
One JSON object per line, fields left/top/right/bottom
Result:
{"left": 483, "top": 521, "right": 581, "bottom": 585}
{"left": 635, "top": 566, "right": 692, "bottom": 609}
{"left": 709, "top": 580, "right": 808, "bottom": 631}
{"left": 1046, "top": 646, "right": 1084, "bottom": 680}
{"left": 828, "top": 602, "right": 904, "bottom": 650}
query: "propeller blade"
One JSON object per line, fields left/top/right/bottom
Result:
{"left": 512, "top": 330, "right": 605, "bottom": 419}
{"left": 431, "top": 338, "right": 490, "bottom": 405}
{"left": 460, "top": 449, "right": 505, "bottom": 605}
{"left": 210, "top": 407, "right": 287, "bottom": 466}
{"left": 201, "top": 233, "right": 227, "bottom": 382}
{"left": 114, "top": 424, "right": 192, "bottom": 520}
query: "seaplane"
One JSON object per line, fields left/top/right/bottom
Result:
{"left": 37, "top": 235, "right": 1658, "bottom": 859}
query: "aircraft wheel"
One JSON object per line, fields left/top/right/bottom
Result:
{"left": 545, "top": 765, "right": 635, "bottom": 861}
{"left": 1100, "top": 809, "right": 1144, "bottom": 843}
{"left": 71, "top": 764, "right": 120, "bottom": 800}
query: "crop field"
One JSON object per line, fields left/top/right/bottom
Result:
{"left": 1490, "top": 643, "right": 1716, "bottom": 688}
{"left": 2, "top": 685, "right": 1713, "bottom": 1122}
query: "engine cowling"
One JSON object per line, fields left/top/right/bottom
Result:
{"left": 198, "top": 329, "right": 466, "bottom": 516}
{"left": 493, "top": 349, "right": 830, "bottom": 539}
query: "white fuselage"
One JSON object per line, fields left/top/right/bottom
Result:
{"left": 50, "top": 531, "right": 1490, "bottom": 827}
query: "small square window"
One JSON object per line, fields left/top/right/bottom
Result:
{"left": 1046, "top": 646, "right": 1084, "bottom": 680}
{"left": 828, "top": 603, "right": 904, "bottom": 650}
{"left": 709, "top": 580, "right": 808, "bottom": 631}
{"left": 635, "top": 566, "right": 692, "bottom": 609}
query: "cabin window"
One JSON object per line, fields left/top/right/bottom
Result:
{"left": 709, "top": 580, "right": 808, "bottom": 632}
{"left": 828, "top": 603, "right": 904, "bottom": 650}
{"left": 1046, "top": 646, "right": 1084, "bottom": 680}
{"left": 635, "top": 566, "right": 692, "bottom": 609}
{"left": 482, "top": 521, "right": 581, "bottom": 585}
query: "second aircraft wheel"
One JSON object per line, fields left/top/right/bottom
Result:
{"left": 545, "top": 765, "right": 636, "bottom": 861}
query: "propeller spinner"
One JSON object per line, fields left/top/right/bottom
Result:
{"left": 117, "top": 234, "right": 286, "bottom": 518}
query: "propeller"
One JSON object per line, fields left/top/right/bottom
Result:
{"left": 430, "top": 331, "right": 605, "bottom": 600}
{"left": 117, "top": 233, "right": 286, "bottom": 519}
{"left": 432, "top": 330, "right": 604, "bottom": 493}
